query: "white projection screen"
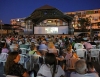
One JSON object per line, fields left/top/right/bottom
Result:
{"left": 34, "top": 26, "right": 68, "bottom": 34}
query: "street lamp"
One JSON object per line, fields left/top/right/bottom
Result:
{"left": 0, "top": 20, "right": 2, "bottom": 36}
{"left": 88, "top": 16, "right": 92, "bottom": 41}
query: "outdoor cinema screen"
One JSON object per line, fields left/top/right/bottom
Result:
{"left": 45, "top": 27, "right": 58, "bottom": 34}
{"left": 34, "top": 26, "right": 68, "bottom": 34}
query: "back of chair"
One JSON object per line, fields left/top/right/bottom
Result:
{"left": 6, "top": 75, "right": 19, "bottom": 77}
{"left": 20, "top": 44, "right": 30, "bottom": 49}
{"left": 0, "top": 53, "right": 8, "bottom": 66}
{"left": 91, "top": 45, "right": 96, "bottom": 49}
{"left": 89, "top": 49, "right": 100, "bottom": 62}
{"left": 30, "top": 55, "right": 41, "bottom": 70}
{"left": 19, "top": 54, "right": 29, "bottom": 69}
{"left": 30, "top": 55, "right": 40, "bottom": 64}
{"left": 90, "top": 49, "right": 100, "bottom": 57}
{"left": 20, "top": 48, "right": 27, "bottom": 54}
{"left": 19, "top": 54, "right": 25, "bottom": 64}
{"left": 76, "top": 49, "right": 87, "bottom": 60}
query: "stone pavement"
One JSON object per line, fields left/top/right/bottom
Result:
{"left": 0, "top": 63, "right": 5, "bottom": 77}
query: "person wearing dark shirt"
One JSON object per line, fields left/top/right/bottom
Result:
{"left": 4, "top": 52, "right": 29, "bottom": 77}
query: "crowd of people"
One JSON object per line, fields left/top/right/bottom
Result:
{"left": 0, "top": 34, "right": 100, "bottom": 77}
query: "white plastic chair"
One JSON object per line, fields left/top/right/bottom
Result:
{"left": 29, "top": 55, "right": 41, "bottom": 70}
{"left": 89, "top": 49, "right": 100, "bottom": 63}
{"left": 91, "top": 45, "right": 96, "bottom": 49}
{"left": 75, "top": 49, "right": 87, "bottom": 60}
{"left": 19, "top": 54, "right": 29, "bottom": 69}
{"left": 0, "top": 53, "right": 8, "bottom": 66}
{"left": 10, "top": 45, "right": 18, "bottom": 52}
{"left": 6, "top": 75, "right": 19, "bottom": 77}
{"left": 20, "top": 48, "right": 27, "bottom": 55}
{"left": 97, "top": 45, "right": 100, "bottom": 49}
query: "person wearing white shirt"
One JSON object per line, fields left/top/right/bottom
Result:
{"left": 37, "top": 53, "right": 65, "bottom": 77}
{"left": 74, "top": 40, "right": 84, "bottom": 50}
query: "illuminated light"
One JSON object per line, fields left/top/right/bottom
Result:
{"left": 17, "top": 19, "right": 19, "bottom": 21}
{"left": 47, "top": 20, "right": 52, "bottom": 23}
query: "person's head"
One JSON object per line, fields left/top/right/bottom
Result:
{"left": 6, "top": 52, "right": 20, "bottom": 63}
{"left": 30, "top": 44, "right": 37, "bottom": 51}
{"left": 87, "top": 62, "right": 94, "bottom": 71}
{"left": 42, "top": 40, "right": 46, "bottom": 44}
{"left": 0, "top": 42, "right": 6, "bottom": 47}
{"left": 75, "top": 59, "right": 87, "bottom": 74}
{"left": 45, "top": 53, "right": 57, "bottom": 65}
{"left": 48, "top": 42, "right": 55, "bottom": 49}
{"left": 5, "top": 52, "right": 20, "bottom": 74}
{"left": 67, "top": 44, "right": 72, "bottom": 53}
{"left": 45, "top": 53, "right": 57, "bottom": 77}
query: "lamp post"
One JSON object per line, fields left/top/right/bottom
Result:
{"left": 28, "top": 20, "right": 31, "bottom": 34}
{"left": 88, "top": 16, "right": 92, "bottom": 41}
{"left": 0, "top": 20, "right": 2, "bottom": 36}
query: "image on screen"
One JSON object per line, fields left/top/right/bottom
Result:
{"left": 45, "top": 27, "right": 58, "bottom": 34}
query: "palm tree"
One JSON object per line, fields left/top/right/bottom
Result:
{"left": 77, "top": 18, "right": 90, "bottom": 30}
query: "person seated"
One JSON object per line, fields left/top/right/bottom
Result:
{"left": 4, "top": 52, "right": 29, "bottom": 77}
{"left": 70, "top": 59, "right": 99, "bottom": 77}
{"left": 81, "top": 39, "right": 93, "bottom": 51}
{"left": 64, "top": 44, "right": 79, "bottom": 70}
{"left": 89, "top": 39, "right": 96, "bottom": 45}
{"left": 87, "top": 62, "right": 98, "bottom": 74}
{"left": 65, "top": 44, "right": 78, "bottom": 60}
{"left": 38, "top": 40, "right": 48, "bottom": 51}
{"left": 19, "top": 40, "right": 30, "bottom": 49}
{"left": 74, "top": 39, "right": 84, "bottom": 51}
{"left": 37, "top": 53, "right": 65, "bottom": 77}
{"left": 1, "top": 42, "right": 9, "bottom": 53}
{"left": 25, "top": 39, "right": 31, "bottom": 45}
{"left": 28, "top": 44, "right": 41, "bottom": 76}
{"left": 10, "top": 40, "right": 19, "bottom": 52}
{"left": 48, "top": 41, "right": 58, "bottom": 55}
{"left": 29, "top": 44, "right": 41, "bottom": 56}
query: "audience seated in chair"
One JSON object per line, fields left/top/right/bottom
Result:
{"left": 87, "top": 62, "right": 98, "bottom": 74}
{"left": 47, "top": 41, "right": 58, "bottom": 55}
{"left": 29, "top": 44, "right": 41, "bottom": 56}
{"left": 4, "top": 52, "right": 29, "bottom": 77}
{"left": 70, "top": 59, "right": 99, "bottom": 77}
{"left": 37, "top": 53, "right": 65, "bottom": 77}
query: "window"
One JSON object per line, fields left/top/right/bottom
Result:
{"left": 95, "top": 11, "right": 98, "bottom": 13}
{"left": 94, "top": 17, "right": 98, "bottom": 21}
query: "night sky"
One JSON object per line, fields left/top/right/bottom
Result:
{"left": 0, "top": 0, "right": 100, "bottom": 24}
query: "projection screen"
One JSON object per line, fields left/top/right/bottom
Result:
{"left": 34, "top": 26, "right": 68, "bottom": 34}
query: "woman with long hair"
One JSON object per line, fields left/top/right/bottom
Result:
{"left": 37, "top": 53, "right": 65, "bottom": 77}
{"left": 4, "top": 52, "right": 29, "bottom": 77}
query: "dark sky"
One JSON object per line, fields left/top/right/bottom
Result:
{"left": 0, "top": 0, "right": 100, "bottom": 24}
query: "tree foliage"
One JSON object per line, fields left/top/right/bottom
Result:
{"left": 77, "top": 18, "right": 90, "bottom": 29}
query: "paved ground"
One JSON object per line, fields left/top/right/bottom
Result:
{"left": 0, "top": 61, "right": 100, "bottom": 77}
{"left": 0, "top": 63, "right": 5, "bottom": 77}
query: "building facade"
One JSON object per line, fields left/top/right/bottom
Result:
{"left": 10, "top": 8, "right": 100, "bottom": 35}
{"left": 65, "top": 9, "right": 100, "bottom": 29}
